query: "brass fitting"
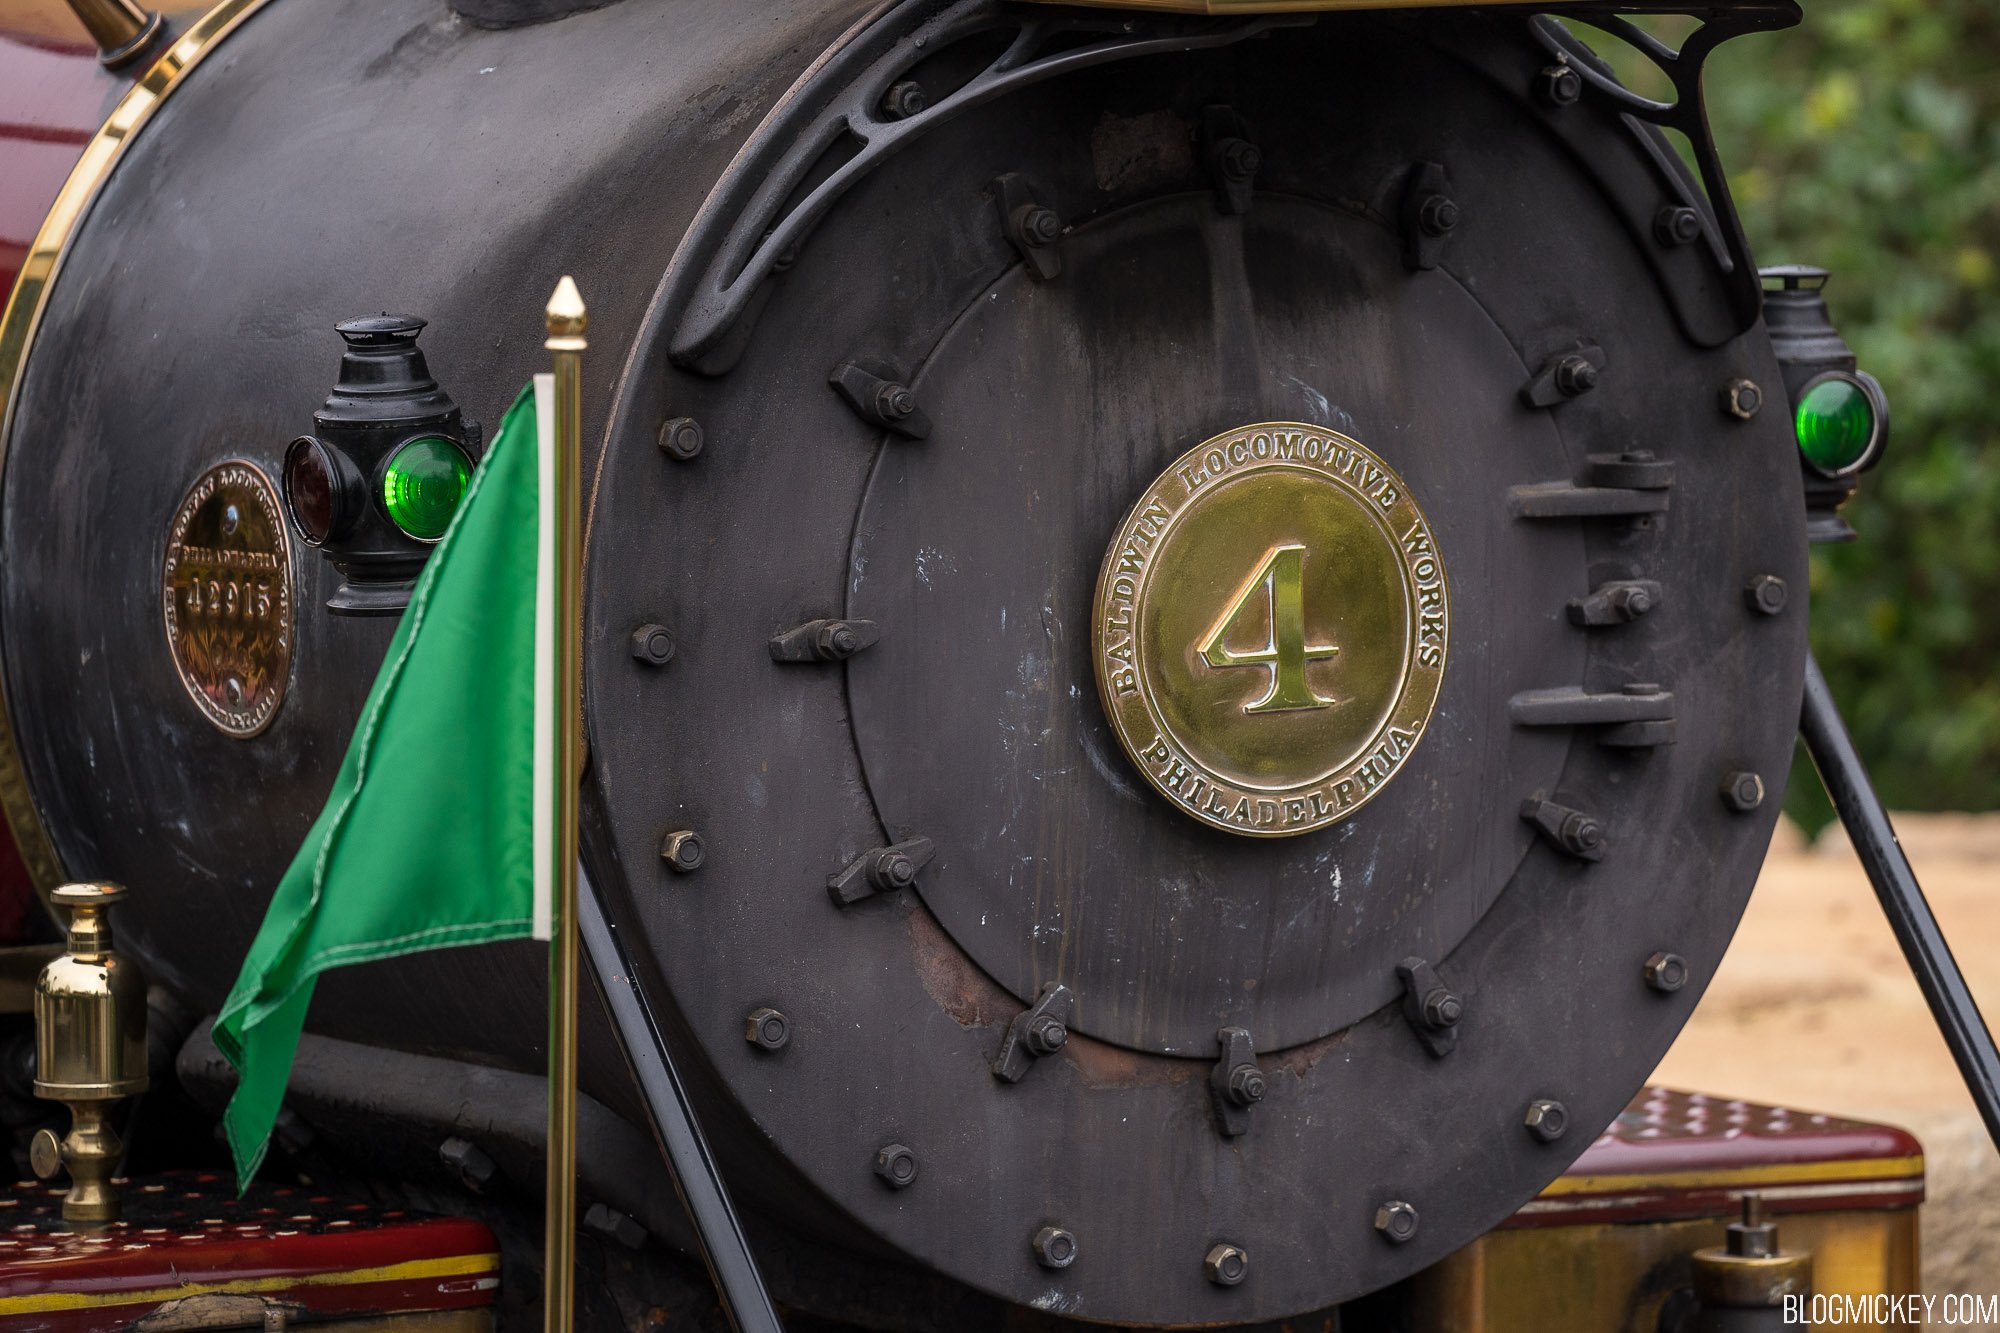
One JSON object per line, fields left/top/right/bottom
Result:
{"left": 32, "top": 883, "right": 148, "bottom": 1225}
{"left": 62, "top": 0, "right": 163, "bottom": 69}
{"left": 1690, "top": 1194, "right": 1812, "bottom": 1312}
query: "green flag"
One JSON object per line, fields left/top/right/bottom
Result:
{"left": 215, "top": 378, "right": 558, "bottom": 1189}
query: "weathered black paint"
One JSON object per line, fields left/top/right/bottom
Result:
{"left": 2, "top": 1, "right": 1809, "bottom": 1327}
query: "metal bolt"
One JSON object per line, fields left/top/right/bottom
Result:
{"left": 1553, "top": 354, "right": 1598, "bottom": 397}
{"left": 880, "top": 80, "right": 928, "bottom": 119}
{"left": 658, "top": 416, "right": 704, "bottom": 461}
{"left": 1558, "top": 812, "right": 1604, "bottom": 858}
{"left": 1721, "top": 377, "right": 1763, "bottom": 420}
{"left": 630, "top": 623, "right": 676, "bottom": 666}
{"left": 1654, "top": 204, "right": 1703, "bottom": 247}
{"left": 1524, "top": 1099, "right": 1569, "bottom": 1143}
{"left": 1643, "top": 951, "right": 1689, "bottom": 993}
{"left": 1218, "top": 137, "right": 1263, "bottom": 181}
{"left": 1015, "top": 203, "right": 1063, "bottom": 248}
{"left": 1538, "top": 62, "right": 1582, "bottom": 106}
{"left": 1032, "top": 1226, "right": 1078, "bottom": 1270}
{"left": 1420, "top": 986, "right": 1462, "bottom": 1029}
{"left": 874, "top": 382, "right": 917, "bottom": 422}
{"left": 1225, "top": 1063, "right": 1267, "bottom": 1107}
{"left": 1025, "top": 1014, "right": 1069, "bottom": 1057}
{"left": 1721, "top": 771, "right": 1765, "bottom": 813}
{"left": 1417, "top": 193, "right": 1459, "bottom": 237}
{"left": 1204, "top": 1243, "right": 1249, "bottom": 1286}
{"left": 1609, "top": 584, "right": 1653, "bottom": 619}
{"left": 874, "top": 1143, "right": 918, "bottom": 1189}
{"left": 583, "top": 1202, "right": 648, "bottom": 1250}
{"left": 816, "top": 622, "right": 862, "bottom": 659}
{"left": 439, "top": 1136, "right": 498, "bottom": 1193}
{"left": 660, "top": 829, "right": 705, "bottom": 873}
{"left": 745, "top": 1007, "right": 790, "bottom": 1051}
{"left": 1375, "top": 1200, "right": 1420, "bottom": 1244}
{"left": 1745, "top": 574, "right": 1789, "bottom": 616}
{"left": 873, "top": 850, "right": 918, "bottom": 890}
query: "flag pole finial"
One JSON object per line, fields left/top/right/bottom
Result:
{"left": 543, "top": 272, "right": 585, "bottom": 1333}
{"left": 545, "top": 275, "right": 587, "bottom": 348}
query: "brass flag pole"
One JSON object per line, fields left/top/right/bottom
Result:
{"left": 543, "top": 276, "right": 586, "bottom": 1333}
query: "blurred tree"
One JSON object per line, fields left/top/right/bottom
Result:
{"left": 1604, "top": 3, "right": 2000, "bottom": 826}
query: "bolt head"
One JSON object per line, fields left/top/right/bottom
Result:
{"left": 1559, "top": 812, "right": 1604, "bottom": 854}
{"left": 1610, "top": 584, "right": 1653, "bottom": 618}
{"left": 1539, "top": 62, "right": 1583, "bottom": 106}
{"left": 881, "top": 80, "right": 928, "bottom": 119}
{"left": 1644, "top": 951, "right": 1690, "bottom": 993}
{"left": 658, "top": 416, "right": 704, "bottom": 461}
{"left": 1018, "top": 205, "right": 1064, "bottom": 247}
{"left": 879, "top": 852, "right": 917, "bottom": 888}
{"left": 661, "top": 830, "right": 705, "bottom": 873}
{"left": 630, "top": 624, "right": 676, "bottom": 666}
{"left": 874, "top": 1143, "right": 918, "bottom": 1189}
{"left": 439, "top": 1136, "right": 497, "bottom": 1191}
{"left": 1219, "top": 138, "right": 1263, "bottom": 181}
{"left": 826, "top": 624, "right": 860, "bottom": 657}
{"left": 875, "top": 384, "right": 916, "bottom": 421}
{"left": 1421, "top": 987, "right": 1462, "bottom": 1029}
{"left": 1204, "top": 1243, "right": 1249, "bottom": 1286}
{"left": 1745, "top": 574, "right": 1789, "bottom": 616}
{"left": 1524, "top": 1099, "right": 1570, "bottom": 1143}
{"left": 1722, "top": 771, "right": 1766, "bottom": 813}
{"left": 1032, "top": 1226, "right": 1078, "bottom": 1270}
{"left": 1655, "top": 204, "right": 1703, "bottom": 247}
{"left": 1418, "top": 193, "right": 1459, "bottom": 237}
{"left": 1226, "top": 1063, "right": 1267, "bottom": 1106}
{"left": 745, "top": 1007, "right": 790, "bottom": 1051}
{"left": 1025, "top": 1014, "right": 1069, "bottom": 1056}
{"left": 1375, "top": 1200, "right": 1420, "bottom": 1244}
{"left": 1722, "top": 378, "right": 1764, "bottom": 420}
{"left": 1554, "top": 354, "right": 1598, "bottom": 396}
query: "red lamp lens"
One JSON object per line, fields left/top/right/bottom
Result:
{"left": 283, "top": 436, "right": 336, "bottom": 545}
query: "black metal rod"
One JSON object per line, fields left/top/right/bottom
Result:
{"left": 1799, "top": 652, "right": 2000, "bottom": 1150}
{"left": 577, "top": 866, "right": 785, "bottom": 1333}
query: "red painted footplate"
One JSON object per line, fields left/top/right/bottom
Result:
{"left": 1511, "top": 1085, "right": 1926, "bottom": 1228}
{"left": 0, "top": 1171, "right": 499, "bottom": 1330}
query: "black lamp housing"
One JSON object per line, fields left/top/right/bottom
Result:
{"left": 1762, "top": 265, "right": 1890, "bottom": 544}
{"left": 282, "top": 315, "right": 482, "bottom": 615}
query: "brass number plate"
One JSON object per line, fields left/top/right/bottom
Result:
{"left": 1092, "top": 423, "right": 1448, "bottom": 836}
{"left": 162, "top": 461, "right": 295, "bottom": 738}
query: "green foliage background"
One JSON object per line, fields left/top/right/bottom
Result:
{"left": 1628, "top": 3, "right": 2000, "bottom": 823}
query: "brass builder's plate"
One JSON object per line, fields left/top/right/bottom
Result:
{"left": 1093, "top": 423, "right": 1447, "bottom": 836}
{"left": 162, "top": 461, "right": 294, "bottom": 738}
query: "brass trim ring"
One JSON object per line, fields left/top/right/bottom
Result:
{"left": 0, "top": 0, "right": 274, "bottom": 897}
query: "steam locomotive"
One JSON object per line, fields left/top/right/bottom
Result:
{"left": 0, "top": 0, "right": 1934, "bottom": 1329}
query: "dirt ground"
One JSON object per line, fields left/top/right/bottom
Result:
{"left": 1652, "top": 813, "right": 2000, "bottom": 1310}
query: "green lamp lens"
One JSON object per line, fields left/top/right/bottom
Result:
{"left": 1795, "top": 375, "right": 1878, "bottom": 477}
{"left": 382, "top": 436, "right": 471, "bottom": 541}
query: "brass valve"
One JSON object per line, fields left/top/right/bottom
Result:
{"left": 32, "top": 882, "right": 148, "bottom": 1225}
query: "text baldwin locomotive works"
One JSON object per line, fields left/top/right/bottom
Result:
{"left": 1092, "top": 423, "right": 1448, "bottom": 838}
